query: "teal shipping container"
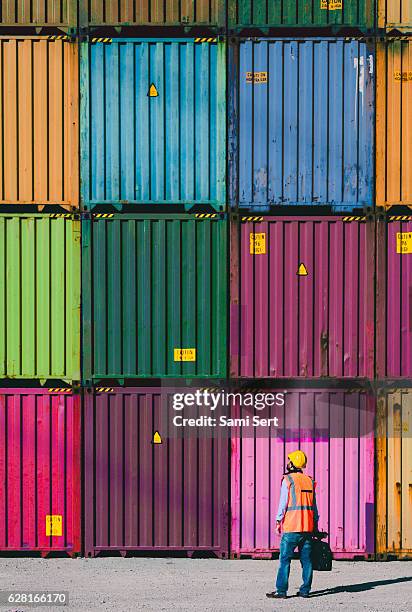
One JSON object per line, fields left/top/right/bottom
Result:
{"left": 80, "top": 39, "right": 226, "bottom": 211}
{"left": 82, "top": 214, "right": 228, "bottom": 381}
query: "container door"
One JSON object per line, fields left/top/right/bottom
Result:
{"left": 84, "top": 390, "right": 229, "bottom": 557}
{"left": 231, "top": 389, "right": 375, "bottom": 558}
{"left": 377, "top": 391, "right": 412, "bottom": 557}
{"left": 0, "top": 390, "right": 81, "bottom": 554}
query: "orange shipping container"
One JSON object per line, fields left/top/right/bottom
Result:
{"left": 0, "top": 1, "right": 77, "bottom": 29}
{"left": 376, "top": 39, "right": 412, "bottom": 209}
{"left": 0, "top": 37, "right": 78, "bottom": 210}
{"left": 376, "top": 389, "right": 412, "bottom": 558}
{"left": 378, "top": 1, "right": 412, "bottom": 31}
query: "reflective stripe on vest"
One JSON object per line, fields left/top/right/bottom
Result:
{"left": 286, "top": 475, "right": 315, "bottom": 511}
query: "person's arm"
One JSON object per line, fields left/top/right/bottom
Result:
{"left": 275, "top": 479, "right": 289, "bottom": 532}
{"left": 313, "top": 486, "right": 319, "bottom": 531}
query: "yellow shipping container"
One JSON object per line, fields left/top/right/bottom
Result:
{"left": 376, "top": 389, "right": 412, "bottom": 558}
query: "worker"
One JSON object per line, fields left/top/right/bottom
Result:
{"left": 266, "top": 450, "right": 319, "bottom": 599}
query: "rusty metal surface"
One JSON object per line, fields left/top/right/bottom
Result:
{"left": 0, "top": 37, "right": 79, "bottom": 209}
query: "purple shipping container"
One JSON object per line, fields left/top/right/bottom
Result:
{"left": 376, "top": 217, "right": 412, "bottom": 378}
{"left": 230, "top": 216, "right": 375, "bottom": 378}
{"left": 231, "top": 388, "right": 375, "bottom": 559}
{"left": 84, "top": 388, "right": 229, "bottom": 557}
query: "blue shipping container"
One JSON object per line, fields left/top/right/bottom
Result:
{"left": 228, "top": 39, "right": 374, "bottom": 212}
{"left": 80, "top": 39, "right": 226, "bottom": 211}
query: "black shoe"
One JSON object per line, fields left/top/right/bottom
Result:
{"left": 266, "top": 592, "right": 287, "bottom": 599}
{"left": 296, "top": 592, "right": 310, "bottom": 598}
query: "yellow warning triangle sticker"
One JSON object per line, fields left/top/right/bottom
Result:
{"left": 297, "top": 263, "right": 308, "bottom": 276}
{"left": 153, "top": 431, "right": 162, "bottom": 444}
{"left": 148, "top": 83, "right": 158, "bottom": 97}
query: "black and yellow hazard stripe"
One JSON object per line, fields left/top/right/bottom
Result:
{"left": 48, "top": 388, "right": 71, "bottom": 393}
{"left": 241, "top": 216, "right": 263, "bottom": 222}
{"left": 91, "top": 37, "right": 112, "bottom": 43}
{"left": 389, "top": 215, "right": 412, "bottom": 221}
{"left": 96, "top": 387, "right": 114, "bottom": 393}
{"left": 48, "top": 35, "right": 70, "bottom": 41}
{"left": 194, "top": 213, "right": 218, "bottom": 219}
{"left": 342, "top": 216, "right": 366, "bottom": 222}
{"left": 49, "top": 213, "right": 72, "bottom": 218}
{"left": 94, "top": 213, "right": 114, "bottom": 218}
{"left": 194, "top": 37, "right": 217, "bottom": 43}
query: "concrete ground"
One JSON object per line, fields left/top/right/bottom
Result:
{"left": 0, "top": 558, "right": 410, "bottom": 611}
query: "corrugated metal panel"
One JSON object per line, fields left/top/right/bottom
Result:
{"left": 228, "top": 39, "right": 374, "bottom": 212}
{"left": 378, "top": 0, "right": 412, "bottom": 30}
{"left": 376, "top": 389, "right": 412, "bottom": 557}
{"left": 0, "top": 215, "right": 80, "bottom": 382}
{"left": 80, "top": 0, "right": 224, "bottom": 27}
{"left": 0, "top": 389, "right": 81, "bottom": 555}
{"left": 84, "top": 388, "right": 229, "bottom": 557}
{"left": 82, "top": 214, "right": 227, "bottom": 380}
{"left": 376, "top": 218, "right": 412, "bottom": 378}
{"left": 376, "top": 40, "right": 412, "bottom": 208}
{"left": 228, "top": 0, "right": 374, "bottom": 30}
{"left": 80, "top": 39, "right": 226, "bottom": 211}
{"left": 230, "top": 217, "right": 375, "bottom": 378}
{"left": 231, "top": 388, "right": 375, "bottom": 558}
{"left": 0, "top": 1, "right": 77, "bottom": 27}
{"left": 0, "top": 37, "right": 79, "bottom": 208}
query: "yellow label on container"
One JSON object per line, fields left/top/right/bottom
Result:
{"left": 396, "top": 232, "right": 412, "bottom": 254}
{"left": 46, "top": 515, "right": 62, "bottom": 537}
{"left": 246, "top": 71, "right": 268, "bottom": 84}
{"left": 321, "top": 0, "right": 342, "bottom": 8}
{"left": 148, "top": 83, "right": 158, "bottom": 97}
{"left": 174, "top": 348, "right": 196, "bottom": 361}
{"left": 250, "top": 233, "right": 266, "bottom": 255}
{"left": 394, "top": 71, "right": 412, "bottom": 82}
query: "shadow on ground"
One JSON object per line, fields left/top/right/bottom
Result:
{"left": 308, "top": 576, "right": 412, "bottom": 597}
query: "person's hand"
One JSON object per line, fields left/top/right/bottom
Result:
{"left": 276, "top": 521, "right": 282, "bottom": 534}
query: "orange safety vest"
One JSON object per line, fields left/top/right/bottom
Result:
{"left": 282, "top": 472, "right": 316, "bottom": 533}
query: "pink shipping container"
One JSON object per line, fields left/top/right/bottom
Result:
{"left": 376, "top": 217, "right": 412, "bottom": 378}
{"left": 231, "top": 388, "right": 375, "bottom": 559}
{"left": 230, "top": 216, "right": 375, "bottom": 378}
{"left": 84, "top": 388, "right": 230, "bottom": 557}
{"left": 0, "top": 388, "right": 81, "bottom": 556}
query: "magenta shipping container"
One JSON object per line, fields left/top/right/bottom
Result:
{"left": 0, "top": 388, "right": 81, "bottom": 555}
{"left": 376, "top": 217, "right": 412, "bottom": 378}
{"left": 84, "top": 388, "right": 229, "bottom": 557}
{"left": 231, "top": 388, "right": 375, "bottom": 559}
{"left": 230, "top": 216, "right": 375, "bottom": 378}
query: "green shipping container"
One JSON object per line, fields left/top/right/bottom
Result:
{"left": 228, "top": 0, "right": 374, "bottom": 30}
{"left": 0, "top": 215, "right": 80, "bottom": 382}
{"left": 82, "top": 214, "right": 227, "bottom": 381}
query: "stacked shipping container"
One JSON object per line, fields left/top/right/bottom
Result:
{"left": 0, "top": 1, "right": 411, "bottom": 561}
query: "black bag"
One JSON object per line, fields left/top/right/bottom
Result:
{"left": 311, "top": 537, "right": 332, "bottom": 571}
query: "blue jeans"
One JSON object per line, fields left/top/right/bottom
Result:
{"left": 275, "top": 533, "right": 313, "bottom": 595}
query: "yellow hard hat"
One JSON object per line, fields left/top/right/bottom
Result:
{"left": 288, "top": 450, "right": 307, "bottom": 469}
